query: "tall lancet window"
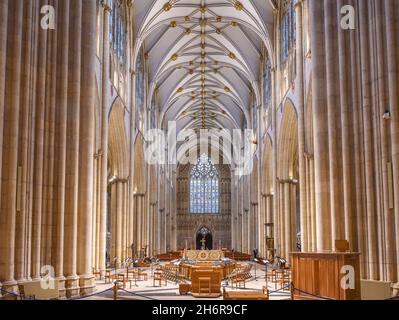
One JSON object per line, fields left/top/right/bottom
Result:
{"left": 190, "top": 154, "right": 219, "bottom": 214}
{"left": 263, "top": 54, "right": 272, "bottom": 106}
{"left": 280, "top": 0, "right": 296, "bottom": 64}
{"left": 136, "top": 50, "right": 145, "bottom": 112}
{"left": 109, "top": 0, "right": 127, "bottom": 70}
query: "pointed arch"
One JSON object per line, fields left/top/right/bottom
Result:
{"left": 108, "top": 98, "right": 129, "bottom": 179}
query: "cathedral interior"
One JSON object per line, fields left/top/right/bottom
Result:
{"left": 0, "top": 0, "right": 399, "bottom": 301}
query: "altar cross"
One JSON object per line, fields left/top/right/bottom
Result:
{"left": 200, "top": 237, "right": 206, "bottom": 250}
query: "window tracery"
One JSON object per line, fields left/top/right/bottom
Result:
{"left": 190, "top": 154, "right": 219, "bottom": 214}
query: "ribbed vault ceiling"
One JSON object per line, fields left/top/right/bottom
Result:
{"left": 132, "top": 0, "right": 275, "bottom": 134}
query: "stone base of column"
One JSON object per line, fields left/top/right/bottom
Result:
{"left": 0, "top": 280, "right": 18, "bottom": 300}
{"left": 392, "top": 282, "right": 399, "bottom": 297}
{"left": 55, "top": 277, "right": 66, "bottom": 299}
{"left": 65, "top": 276, "right": 80, "bottom": 299}
{"left": 79, "top": 274, "right": 95, "bottom": 296}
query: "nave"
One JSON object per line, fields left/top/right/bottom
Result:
{"left": 1, "top": 0, "right": 399, "bottom": 301}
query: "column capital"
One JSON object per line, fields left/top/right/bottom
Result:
{"left": 304, "top": 152, "right": 314, "bottom": 159}
{"left": 262, "top": 193, "right": 274, "bottom": 198}
{"left": 101, "top": 1, "right": 112, "bottom": 12}
{"left": 277, "top": 177, "right": 298, "bottom": 185}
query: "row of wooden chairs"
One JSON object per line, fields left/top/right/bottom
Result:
{"left": 102, "top": 268, "right": 149, "bottom": 285}
{"left": 266, "top": 267, "right": 291, "bottom": 290}
{"left": 228, "top": 264, "right": 253, "bottom": 288}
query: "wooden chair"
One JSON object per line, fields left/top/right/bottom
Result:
{"left": 105, "top": 270, "right": 118, "bottom": 284}
{"left": 153, "top": 271, "right": 167, "bottom": 287}
{"left": 232, "top": 274, "right": 246, "bottom": 288}
{"left": 274, "top": 268, "right": 291, "bottom": 290}
{"left": 137, "top": 270, "right": 148, "bottom": 281}
{"left": 93, "top": 268, "right": 102, "bottom": 280}
{"left": 117, "top": 274, "right": 132, "bottom": 289}
{"left": 126, "top": 268, "right": 138, "bottom": 280}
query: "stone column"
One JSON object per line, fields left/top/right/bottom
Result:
{"left": 138, "top": 194, "right": 143, "bottom": 251}
{"left": 372, "top": 0, "right": 392, "bottom": 281}
{"left": 284, "top": 182, "right": 291, "bottom": 259}
{"left": 0, "top": 0, "right": 23, "bottom": 292}
{"left": 294, "top": 0, "right": 308, "bottom": 253}
{"left": 305, "top": 157, "right": 312, "bottom": 250}
{"left": 31, "top": 0, "right": 49, "bottom": 282}
{"left": 324, "top": 0, "right": 344, "bottom": 243}
{"left": 0, "top": 11, "right": 8, "bottom": 276}
{"left": 309, "top": 157, "right": 317, "bottom": 251}
{"left": 279, "top": 182, "right": 285, "bottom": 257}
{"left": 260, "top": 195, "right": 266, "bottom": 256}
{"left": 128, "top": 192, "right": 134, "bottom": 255}
{"left": 122, "top": 183, "right": 128, "bottom": 260}
{"left": 336, "top": 0, "right": 356, "bottom": 251}
{"left": 15, "top": 0, "right": 33, "bottom": 283}
{"left": 384, "top": 0, "right": 399, "bottom": 286}
{"left": 0, "top": 0, "right": 7, "bottom": 289}
{"left": 77, "top": 0, "right": 96, "bottom": 295}
{"left": 110, "top": 183, "right": 117, "bottom": 262}
{"left": 309, "top": 0, "right": 332, "bottom": 251}
{"left": 99, "top": 0, "right": 111, "bottom": 274}
{"left": 290, "top": 183, "right": 297, "bottom": 251}
{"left": 350, "top": 4, "right": 367, "bottom": 278}
{"left": 54, "top": 1, "right": 70, "bottom": 295}
{"left": 359, "top": 0, "right": 378, "bottom": 280}
{"left": 64, "top": 0, "right": 82, "bottom": 297}
{"left": 116, "top": 182, "right": 123, "bottom": 263}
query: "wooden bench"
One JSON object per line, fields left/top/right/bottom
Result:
{"left": 223, "top": 287, "right": 269, "bottom": 300}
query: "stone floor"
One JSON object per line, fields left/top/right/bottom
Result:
{"left": 82, "top": 265, "right": 291, "bottom": 301}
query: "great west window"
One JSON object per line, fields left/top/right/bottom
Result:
{"left": 190, "top": 154, "right": 219, "bottom": 214}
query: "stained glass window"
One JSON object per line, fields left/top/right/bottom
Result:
{"left": 190, "top": 154, "right": 219, "bottom": 214}
{"left": 280, "top": 0, "right": 296, "bottom": 64}
{"left": 136, "top": 50, "right": 144, "bottom": 113}
{"left": 109, "top": 0, "right": 127, "bottom": 69}
{"left": 263, "top": 55, "right": 272, "bottom": 106}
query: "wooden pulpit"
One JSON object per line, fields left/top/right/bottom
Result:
{"left": 290, "top": 252, "right": 361, "bottom": 300}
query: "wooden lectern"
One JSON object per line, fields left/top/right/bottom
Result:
{"left": 290, "top": 252, "right": 361, "bottom": 300}
{"left": 191, "top": 269, "right": 222, "bottom": 298}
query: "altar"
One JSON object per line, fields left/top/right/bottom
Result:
{"left": 183, "top": 250, "right": 225, "bottom": 261}
{"left": 179, "top": 250, "right": 235, "bottom": 297}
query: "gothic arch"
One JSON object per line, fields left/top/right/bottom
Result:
{"left": 278, "top": 100, "right": 298, "bottom": 179}
{"left": 276, "top": 100, "right": 300, "bottom": 260}
{"left": 108, "top": 99, "right": 129, "bottom": 179}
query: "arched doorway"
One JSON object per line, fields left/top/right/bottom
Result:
{"left": 196, "top": 227, "right": 213, "bottom": 250}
